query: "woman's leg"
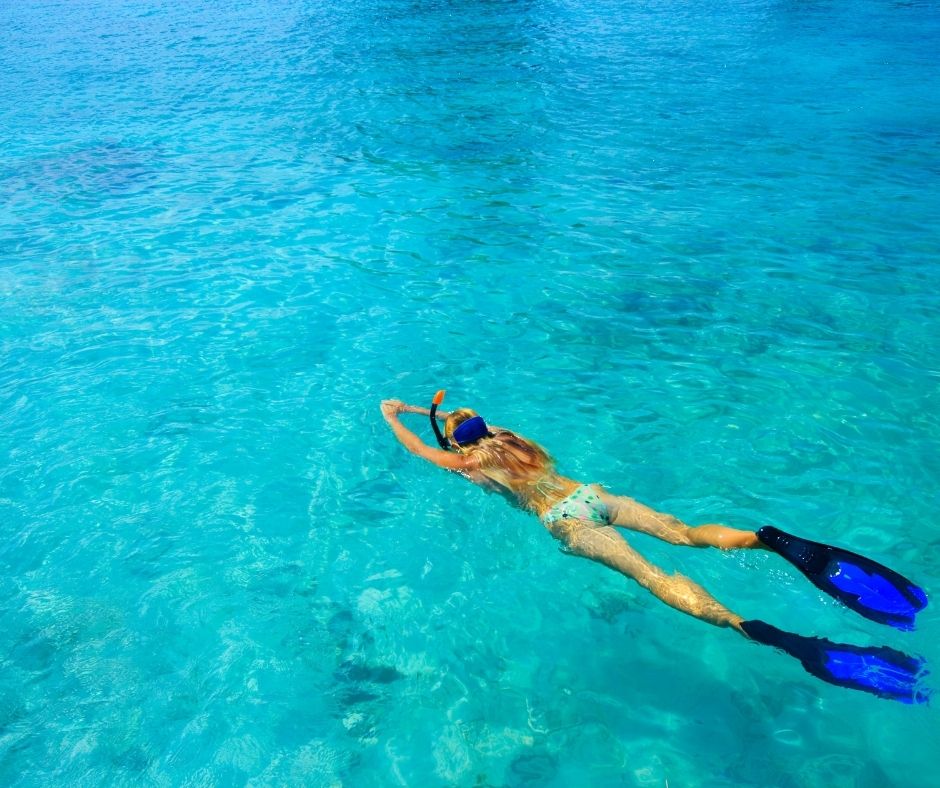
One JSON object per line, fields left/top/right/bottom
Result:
{"left": 547, "top": 518, "right": 745, "bottom": 631}
{"left": 598, "top": 491, "right": 765, "bottom": 551}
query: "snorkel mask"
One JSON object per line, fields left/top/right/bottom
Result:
{"left": 429, "top": 390, "right": 490, "bottom": 450}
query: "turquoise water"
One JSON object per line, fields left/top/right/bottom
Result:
{"left": 2, "top": 0, "right": 940, "bottom": 783}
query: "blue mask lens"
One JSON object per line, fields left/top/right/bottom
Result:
{"left": 453, "top": 416, "right": 488, "bottom": 445}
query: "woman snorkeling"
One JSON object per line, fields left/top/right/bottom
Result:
{"left": 381, "top": 392, "right": 929, "bottom": 704}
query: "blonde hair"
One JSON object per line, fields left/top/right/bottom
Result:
{"left": 444, "top": 408, "right": 555, "bottom": 503}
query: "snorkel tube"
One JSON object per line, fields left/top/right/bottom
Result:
{"left": 429, "top": 389, "right": 449, "bottom": 449}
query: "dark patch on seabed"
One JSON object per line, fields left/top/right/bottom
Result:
{"left": 2, "top": 140, "right": 165, "bottom": 201}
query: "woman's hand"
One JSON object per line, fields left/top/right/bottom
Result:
{"left": 381, "top": 399, "right": 406, "bottom": 421}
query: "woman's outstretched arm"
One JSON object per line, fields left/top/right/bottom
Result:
{"left": 597, "top": 491, "right": 764, "bottom": 551}
{"left": 381, "top": 400, "right": 475, "bottom": 471}
{"left": 396, "top": 403, "right": 450, "bottom": 419}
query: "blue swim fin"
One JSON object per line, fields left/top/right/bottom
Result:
{"left": 741, "top": 619, "right": 930, "bottom": 704}
{"left": 757, "top": 526, "right": 928, "bottom": 630}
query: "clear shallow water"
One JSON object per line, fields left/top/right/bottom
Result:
{"left": 2, "top": 0, "right": 939, "bottom": 783}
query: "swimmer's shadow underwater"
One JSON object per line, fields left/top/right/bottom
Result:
{"left": 381, "top": 392, "right": 931, "bottom": 704}
{"left": 582, "top": 524, "right": 931, "bottom": 705}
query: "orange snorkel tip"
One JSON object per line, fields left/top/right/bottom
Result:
{"left": 433, "top": 389, "right": 446, "bottom": 406}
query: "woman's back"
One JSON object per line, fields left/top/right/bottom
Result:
{"left": 444, "top": 410, "right": 582, "bottom": 516}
